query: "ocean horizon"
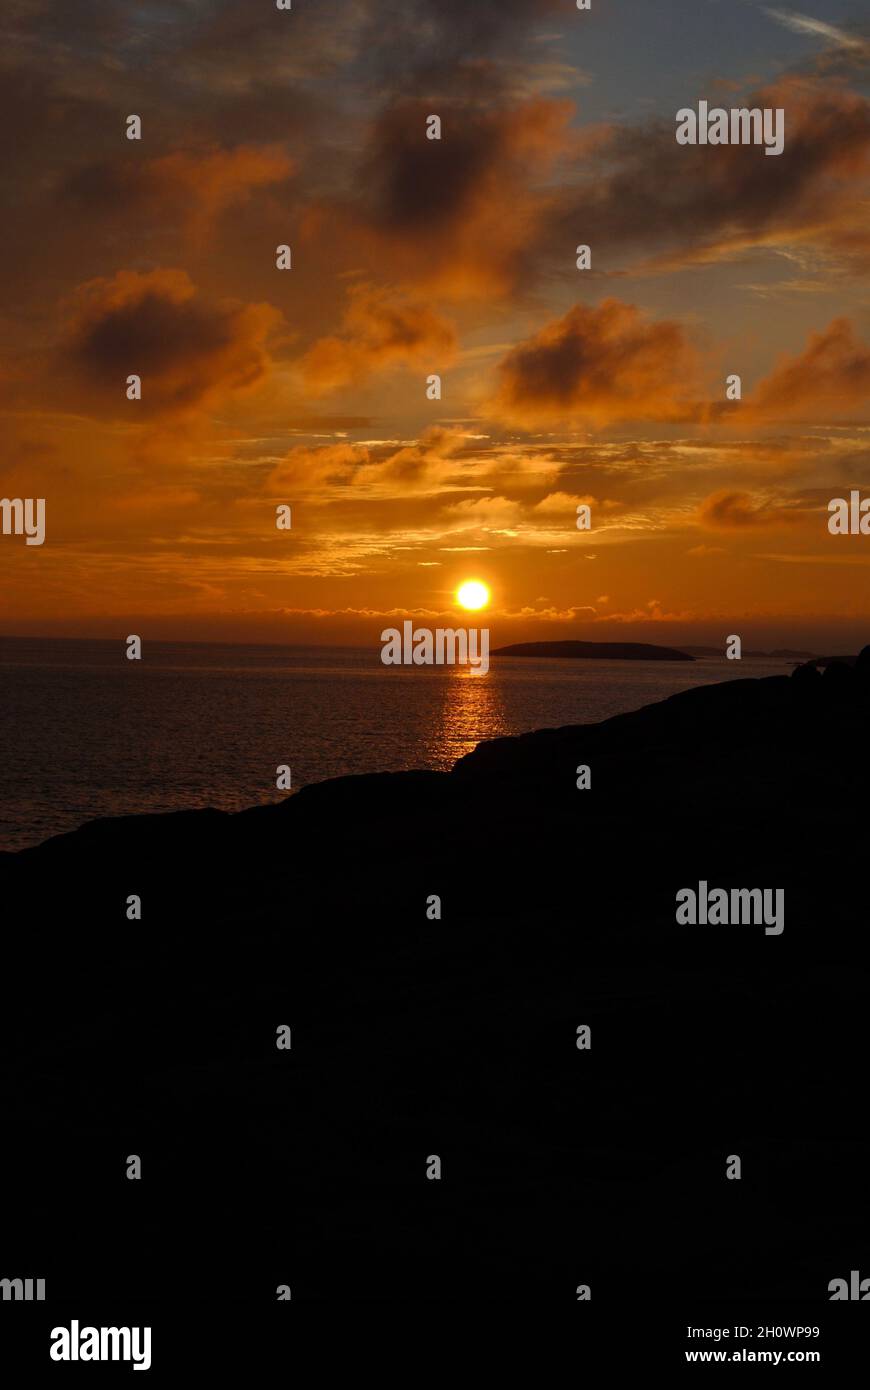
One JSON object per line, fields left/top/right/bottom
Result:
{"left": 0, "top": 634, "right": 795, "bottom": 853}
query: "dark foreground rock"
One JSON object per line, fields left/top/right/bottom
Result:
{"left": 1, "top": 656, "right": 869, "bottom": 1303}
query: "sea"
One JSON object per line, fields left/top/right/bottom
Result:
{"left": 0, "top": 636, "right": 795, "bottom": 852}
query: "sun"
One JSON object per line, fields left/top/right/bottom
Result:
{"left": 456, "top": 579, "right": 490, "bottom": 611}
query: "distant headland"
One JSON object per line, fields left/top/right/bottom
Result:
{"left": 682, "top": 645, "right": 816, "bottom": 659}
{"left": 491, "top": 640, "right": 694, "bottom": 662}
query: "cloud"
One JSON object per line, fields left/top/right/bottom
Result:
{"left": 359, "top": 0, "right": 562, "bottom": 90}
{"left": 748, "top": 316, "right": 870, "bottom": 418}
{"left": 532, "top": 491, "right": 599, "bottom": 515}
{"left": 502, "top": 603, "right": 599, "bottom": 621}
{"left": 300, "top": 285, "right": 457, "bottom": 393}
{"left": 59, "top": 269, "right": 283, "bottom": 416}
{"left": 310, "top": 97, "right": 574, "bottom": 299}
{"left": 266, "top": 427, "right": 470, "bottom": 498}
{"left": 440, "top": 494, "right": 525, "bottom": 536}
{"left": 763, "top": 8, "right": 870, "bottom": 56}
{"left": 697, "top": 490, "right": 807, "bottom": 529}
{"left": 64, "top": 145, "right": 295, "bottom": 238}
{"left": 488, "top": 299, "right": 702, "bottom": 428}
{"left": 549, "top": 77, "right": 870, "bottom": 273}
{"left": 592, "top": 599, "right": 691, "bottom": 624}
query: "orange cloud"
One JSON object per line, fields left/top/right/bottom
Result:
{"left": 146, "top": 145, "right": 295, "bottom": 234}
{"left": 749, "top": 317, "right": 870, "bottom": 419}
{"left": 64, "top": 145, "right": 294, "bottom": 238}
{"left": 59, "top": 269, "right": 284, "bottom": 416}
{"left": 697, "top": 490, "right": 807, "bottom": 529}
{"left": 488, "top": 299, "right": 702, "bottom": 428}
{"left": 300, "top": 284, "right": 456, "bottom": 393}
{"left": 266, "top": 427, "right": 469, "bottom": 498}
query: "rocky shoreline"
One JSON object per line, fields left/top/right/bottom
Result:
{"left": 2, "top": 654, "right": 869, "bottom": 1300}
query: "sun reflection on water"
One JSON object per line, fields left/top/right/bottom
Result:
{"left": 420, "top": 663, "right": 510, "bottom": 771}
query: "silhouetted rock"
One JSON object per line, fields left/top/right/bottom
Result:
{"left": 801, "top": 653, "right": 857, "bottom": 669}
{"left": 823, "top": 660, "right": 855, "bottom": 689}
{"left": 2, "top": 667, "right": 869, "bottom": 1303}
{"left": 791, "top": 661, "right": 821, "bottom": 685}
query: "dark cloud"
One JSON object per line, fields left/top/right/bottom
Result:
{"left": 325, "top": 96, "right": 573, "bottom": 299}
{"left": 697, "top": 490, "right": 807, "bottom": 529}
{"left": 550, "top": 77, "right": 870, "bottom": 270}
{"left": 60, "top": 268, "right": 283, "bottom": 415}
{"left": 364, "top": 103, "right": 504, "bottom": 237}
{"left": 489, "top": 298, "right": 703, "bottom": 427}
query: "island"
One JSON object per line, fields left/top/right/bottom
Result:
{"left": 491, "top": 640, "right": 694, "bottom": 661}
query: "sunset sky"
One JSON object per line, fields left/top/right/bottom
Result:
{"left": 2, "top": 0, "right": 870, "bottom": 649}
